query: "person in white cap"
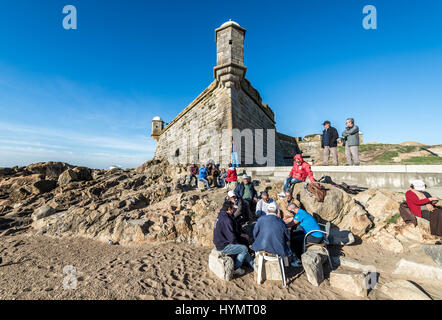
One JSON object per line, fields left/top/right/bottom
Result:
{"left": 406, "top": 179, "right": 441, "bottom": 236}
{"left": 252, "top": 202, "right": 301, "bottom": 266}
{"left": 227, "top": 190, "right": 252, "bottom": 226}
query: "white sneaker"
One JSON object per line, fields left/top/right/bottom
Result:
{"left": 233, "top": 268, "right": 245, "bottom": 276}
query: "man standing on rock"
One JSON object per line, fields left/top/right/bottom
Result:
{"left": 213, "top": 201, "right": 254, "bottom": 276}
{"left": 321, "top": 120, "right": 339, "bottom": 166}
{"left": 342, "top": 118, "right": 360, "bottom": 166}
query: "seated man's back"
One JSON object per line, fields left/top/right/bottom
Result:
{"left": 252, "top": 213, "right": 291, "bottom": 257}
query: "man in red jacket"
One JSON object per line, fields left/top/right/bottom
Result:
{"left": 280, "top": 154, "right": 316, "bottom": 196}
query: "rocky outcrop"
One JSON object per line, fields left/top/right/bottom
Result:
{"left": 379, "top": 280, "right": 431, "bottom": 300}
{"left": 393, "top": 259, "right": 442, "bottom": 281}
{"left": 354, "top": 189, "right": 403, "bottom": 223}
{"left": 290, "top": 182, "right": 373, "bottom": 237}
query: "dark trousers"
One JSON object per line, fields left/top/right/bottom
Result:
{"left": 290, "top": 229, "right": 323, "bottom": 258}
{"left": 422, "top": 208, "right": 442, "bottom": 237}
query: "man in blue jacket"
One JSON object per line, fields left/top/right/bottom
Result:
{"left": 198, "top": 164, "right": 211, "bottom": 190}
{"left": 251, "top": 203, "right": 292, "bottom": 259}
{"left": 213, "top": 201, "right": 254, "bottom": 276}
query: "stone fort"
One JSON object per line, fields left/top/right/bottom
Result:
{"left": 151, "top": 20, "right": 300, "bottom": 167}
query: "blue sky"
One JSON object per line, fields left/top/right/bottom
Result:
{"left": 0, "top": 0, "right": 441, "bottom": 168}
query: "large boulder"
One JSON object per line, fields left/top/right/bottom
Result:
{"left": 366, "top": 221, "right": 436, "bottom": 253}
{"left": 32, "top": 180, "right": 57, "bottom": 194}
{"left": 379, "top": 280, "right": 431, "bottom": 300}
{"left": 329, "top": 270, "right": 368, "bottom": 297}
{"left": 175, "top": 215, "right": 193, "bottom": 236}
{"left": 393, "top": 259, "right": 442, "bottom": 281}
{"left": 209, "top": 249, "right": 234, "bottom": 281}
{"left": 292, "top": 183, "right": 373, "bottom": 237}
{"left": 25, "top": 162, "right": 73, "bottom": 179}
{"left": 58, "top": 169, "right": 78, "bottom": 186}
{"left": 32, "top": 205, "right": 56, "bottom": 221}
{"left": 354, "top": 189, "right": 402, "bottom": 222}
{"left": 421, "top": 245, "right": 442, "bottom": 266}
{"left": 72, "top": 167, "right": 92, "bottom": 181}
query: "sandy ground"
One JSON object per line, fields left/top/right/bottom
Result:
{"left": 0, "top": 233, "right": 441, "bottom": 300}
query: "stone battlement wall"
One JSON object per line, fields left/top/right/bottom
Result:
{"left": 246, "top": 165, "right": 442, "bottom": 197}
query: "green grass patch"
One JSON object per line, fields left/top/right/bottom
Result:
{"left": 358, "top": 144, "right": 385, "bottom": 152}
{"left": 377, "top": 151, "right": 400, "bottom": 163}
{"left": 403, "top": 156, "right": 442, "bottom": 165}
{"left": 387, "top": 213, "right": 401, "bottom": 224}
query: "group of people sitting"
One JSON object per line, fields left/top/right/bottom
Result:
{"left": 213, "top": 184, "right": 324, "bottom": 276}
{"left": 188, "top": 162, "right": 239, "bottom": 190}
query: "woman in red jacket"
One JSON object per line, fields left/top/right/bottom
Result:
{"left": 225, "top": 163, "right": 238, "bottom": 189}
{"left": 405, "top": 179, "right": 442, "bottom": 237}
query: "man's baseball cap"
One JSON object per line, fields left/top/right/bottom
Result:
{"left": 227, "top": 190, "right": 236, "bottom": 197}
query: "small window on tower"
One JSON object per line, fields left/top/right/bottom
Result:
{"left": 229, "top": 40, "right": 233, "bottom": 45}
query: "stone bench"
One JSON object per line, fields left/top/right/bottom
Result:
{"left": 208, "top": 248, "right": 234, "bottom": 281}
{"left": 301, "top": 245, "right": 328, "bottom": 286}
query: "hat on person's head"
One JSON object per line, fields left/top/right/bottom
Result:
{"left": 261, "top": 191, "right": 268, "bottom": 197}
{"left": 411, "top": 179, "right": 426, "bottom": 191}
{"left": 227, "top": 190, "right": 236, "bottom": 198}
{"left": 242, "top": 174, "right": 249, "bottom": 180}
{"left": 267, "top": 202, "right": 277, "bottom": 214}
{"left": 323, "top": 120, "right": 331, "bottom": 125}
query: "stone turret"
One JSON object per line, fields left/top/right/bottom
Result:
{"left": 213, "top": 20, "right": 247, "bottom": 88}
{"left": 151, "top": 116, "right": 164, "bottom": 141}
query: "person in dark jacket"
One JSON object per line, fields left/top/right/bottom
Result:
{"left": 188, "top": 164, "right": 199, "bottom": 187}
{"left": 234, "top": 174, "right": 258, "bottom": 219}
{"left": 213, "top": 201, "right": 254, "bottom": 276}
{"left": 252, "top": 203, "right": 292, "bottom": 257}
{"left": 321, "top": 121, "right": 339, "bottom": 166}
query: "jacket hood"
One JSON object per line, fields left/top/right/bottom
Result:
{"left": 294, "top": 154, "right": 304, "bottom": 163}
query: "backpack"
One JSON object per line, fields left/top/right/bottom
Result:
{"left": 306, "top": 183, "right": 327, "bottom": 202}
{"left": 399, "top": 201, "right": 417, "bottom": 226}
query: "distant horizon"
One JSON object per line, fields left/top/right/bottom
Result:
{"left": 1, "top": 0, "right": 441, "bottom": 168}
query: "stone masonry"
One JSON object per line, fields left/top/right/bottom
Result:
{"left": 151, "top": 20, "right": 300, "bottom": 167}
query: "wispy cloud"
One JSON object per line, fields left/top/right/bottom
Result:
{"left": 0, "top": 66, "right": 164, "bottom": 168}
